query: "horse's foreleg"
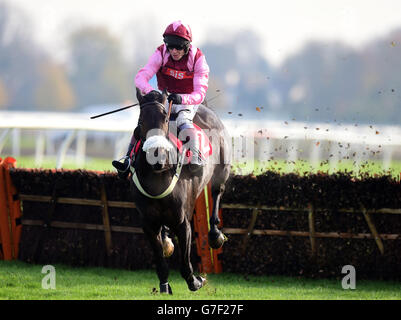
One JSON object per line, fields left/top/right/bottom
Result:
{"left": 143, "top": 225, "right": 172, "bottom": 294}
{"left": 175, "top": 218, "right": 206, "bottom": 291}
{"left": 208, "top": 184, "right": 227, "bottom": 249}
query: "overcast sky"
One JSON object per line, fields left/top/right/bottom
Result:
{"left": 8, "top": 0, "right": 401, "bottom": 65}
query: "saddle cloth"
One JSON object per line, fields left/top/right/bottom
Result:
{"left": 129, "top": 124, "right": 212, "bottom": 160}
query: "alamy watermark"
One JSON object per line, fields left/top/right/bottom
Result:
{"left": 41, "top": 265, "right": 56, "bottom": 289}
{"left": 143, "top": 128, "right": 237, "bottom": 166}
{"left": 341, "top": 265, "right": 356, "bottom": 289}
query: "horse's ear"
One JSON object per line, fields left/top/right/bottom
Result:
{"left": 136, "top": 87, "right": 144, "bottom": 104}
{"left": 161, "top": 89, "right": 168, "bottom": 105}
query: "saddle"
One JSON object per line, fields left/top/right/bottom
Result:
{"left": 129, "top": 124, "right": 212, "bottom": 163}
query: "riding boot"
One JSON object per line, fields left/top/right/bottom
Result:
{"left": 112, "top": 128, "right": 139, "bottom": 179}
{"left": 189, "top": 148, "right": 206, "bottom": 173}
{"left": 112, "top": 149, "right": 132, "bottom": 179}
{"left": 179, "top": 126, "right": 205, "bottom": 174}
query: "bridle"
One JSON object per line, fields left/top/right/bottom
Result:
{"left": 137, "top": 100, "right": 173, "bottom": 137}
{"left": 130, "top": 100, "right": 185, "bottom": 199}
{"left": 139, "top": 100, "right": 169, "bottom": 114}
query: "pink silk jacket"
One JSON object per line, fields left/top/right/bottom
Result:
{"left": 135, "top": 44, "right": 210, "bottom": 105}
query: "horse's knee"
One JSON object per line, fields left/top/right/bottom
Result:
{"left": 208, "top": 229, "right": 227, "bottom": 249}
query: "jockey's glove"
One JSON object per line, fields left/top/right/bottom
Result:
{"left": 168, "top": 93, "right": 182, "bottom": 105}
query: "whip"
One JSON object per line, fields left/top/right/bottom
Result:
{"left": 90, "top": 103, "right": 139, "bottom": 119}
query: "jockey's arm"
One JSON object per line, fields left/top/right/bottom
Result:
{"left": 181, "top": 55, "right": 210, "bottom": 106}
{"left": 135, "top": 49, "right": 163, "bottom": 95}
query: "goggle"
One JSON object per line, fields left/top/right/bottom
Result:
{"left": 165, "top": 43, "right": 185, "bottom": 51}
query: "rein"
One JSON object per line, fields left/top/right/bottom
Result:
{"left": 131, "top": 100, "right": 181, "bottom": 199}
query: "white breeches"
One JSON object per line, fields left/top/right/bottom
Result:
{"left": 169, "top": 104, "right": 199, "bottom": 130}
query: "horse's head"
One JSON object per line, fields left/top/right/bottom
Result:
{"left": 136, "top": 88, "right": 173, "bottom": 173}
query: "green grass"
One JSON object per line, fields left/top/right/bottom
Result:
{"left": 5, "top": 155, "right": 401, "bottom": 179}
{"left": 1, "top": 261, "right": 400, "bottom": 300}
{"left": 232, "top": 158, "right": 401, "bottom": 178}
{"left": 10, "top": 156, "right": 114, "bottom": 172}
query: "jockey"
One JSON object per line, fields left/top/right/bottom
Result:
{"left": 112, "top": 20, "right": 210, "bottom": 178}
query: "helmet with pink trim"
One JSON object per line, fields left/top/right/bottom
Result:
{"left": 163, "top": 20, "right": 192, "bottom": 42}
{"left": 163, "top": 21, "right": 192, "bottom": 54}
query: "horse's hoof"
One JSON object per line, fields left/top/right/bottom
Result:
{"left": 160, "top": 282, "right": 173, "bottom": 295}
{"left": 163, "top": 237, "right": 174, "bottom": 258}
{"left": 208, "top": 230, "right": 227, "bottom": 249}
{"left": 188, "top": 275, "right": 207, "bottom": 291}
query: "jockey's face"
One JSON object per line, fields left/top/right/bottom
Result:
{"left": 168, "top": 47, "right": 185, "bottom": 61}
